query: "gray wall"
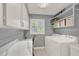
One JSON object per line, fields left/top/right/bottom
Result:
{"left": 0, "top": 14, "right": 53, "bottom": 47}
{"left": 54, "top": 8, "right": 79, "bottom": 42}
{"left": 0, "top": 28, "right": 24, "bottom": 47}
{"left": 26, "top": 14, "right": 53, "bottom": 47}
{"left": 54, "top": 27, "right": 79, "bottom": 39}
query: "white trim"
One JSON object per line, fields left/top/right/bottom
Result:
{"left": 34, "top": 47, "right": 45, "bottom": 49}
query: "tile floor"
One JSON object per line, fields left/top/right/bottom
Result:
{"left": 34, "top": 47, "right": 47, "bottom": 56}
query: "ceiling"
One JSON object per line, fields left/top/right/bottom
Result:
{"left": 27, "top": 3, "right": 72, "bottom": 15}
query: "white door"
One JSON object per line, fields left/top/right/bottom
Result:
{"left": 6, "top": 3, "right": 21, "bottom": 28}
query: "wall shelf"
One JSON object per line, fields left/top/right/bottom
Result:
{"left": 51, "top": 4, "right": 74, "bottom": 28}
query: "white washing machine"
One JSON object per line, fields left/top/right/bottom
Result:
{"left": 45, "top": 35, "right": 78, "bottom": 56}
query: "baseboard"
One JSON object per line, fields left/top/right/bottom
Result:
{"left": 34, "top": 47, "right": 45, "bottom": 50}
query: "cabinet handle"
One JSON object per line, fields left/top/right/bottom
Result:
{"left": 3, "top": 4, "right": 6, "bottom": 25}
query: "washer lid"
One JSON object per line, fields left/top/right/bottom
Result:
{"left": 45, "top": 36, "right": 77, "bottom": 43}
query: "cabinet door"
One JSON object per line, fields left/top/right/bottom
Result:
{"left": 0, "top": 4, "right": 3, "bottom": 26}
{"left": 22, "top": 4, "right": 29, "bottom": 30}
{"left": 6, "top": 3, "right": 21, "bottom": 28}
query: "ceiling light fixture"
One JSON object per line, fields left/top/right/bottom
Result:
{"left": 40, "top": 3, "right": 47, "bottom": 8}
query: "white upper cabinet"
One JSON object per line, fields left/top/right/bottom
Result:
{"left": 0, "top": 4, "right": 3, "bottom": 26}
{"left": 6, "top": 3, "right": 21, "bottom": 28}
{"left": 6, "top": 4, "right": 21, "bottom": 29}
{"left": 21, "top": 4, "right": 29, "bottom": 30}
{"left": 6, "top": 3, "right": 29, "bottom": 30}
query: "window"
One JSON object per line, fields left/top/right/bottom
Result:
{"left": 30, "top": 19, "right": 45, "bottom": 34}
